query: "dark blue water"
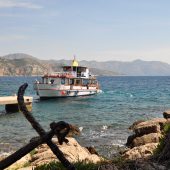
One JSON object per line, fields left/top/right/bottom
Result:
{"left": 1, "top": 76, "right": 170, "bottom": 158}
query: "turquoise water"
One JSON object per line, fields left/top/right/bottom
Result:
{"left": 1, "top": 76, "right": 170, "bottom": 158}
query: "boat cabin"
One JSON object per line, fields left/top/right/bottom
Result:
{"left": 62, "top": 66, "right": 89, "bottom": 78}
{"left": 41, "top": 76, "right": 98, "bottom": 87}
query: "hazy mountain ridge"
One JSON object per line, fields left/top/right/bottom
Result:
{"left": 0, "top": 54, "right": 49, "bottom": 76}
{"left": 79, "top": 59, "right": 170, "bottom": 76}
{"left": 1, "top": 53, "right": 170, "bottom": 76}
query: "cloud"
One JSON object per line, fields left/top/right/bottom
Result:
{"left": 0, "top": 0, "right": 43, "bottom": 9}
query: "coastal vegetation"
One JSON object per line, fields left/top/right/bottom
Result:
{"left": 34, "top": 161, "right": 100, "bottom": 170}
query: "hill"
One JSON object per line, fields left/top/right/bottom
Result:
{"left": 0, "top": 53, "right": 119, "bottom": 76}
{"left": 2, "top": 53, "right": 37, "bottom": 60}
{"left": 79, "top": 59, "right": 170, "bottom": 76}
{"left": 0, "top": 55, "right": 49, "bottom": 76}
{"left": 1, "top": 53, "right": 170, "bottom": 76}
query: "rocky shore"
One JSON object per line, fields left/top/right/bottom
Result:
{"left": 2, "top": 137, "right": 103, "bottom": 170}
{"left": 2, "top": 110, "right": 170, "bottom": 170}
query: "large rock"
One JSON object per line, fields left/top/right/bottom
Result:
{"left": 131, "top": 118, "right": 167, "bottom": 136}
{"left": 3, "top": 137, "right": 102, "bottom": 170}
{"left": 148, "top": 118, "right": 167, "bottom": 130}
{"left": 31, "top": 137, "right": 103, "bottom": 166}
{"left": 126, "top": 132, "right": 161, "bottom": 148}
{"left": 5, "top": 154, "right": 31, "bottom": 170}
{"left": 122, "top": 143, "right": 158, "bottom": 160}
{"left": 134, "top": 123, "right": 160, "bottom": 137}
{"left": 131, "top": 133, "right": 162, "bottom": 147}
{"left": 128, "top": 120, "right": 145, "bottom": 130}
{"left": 163, "top": 110, "right": 170, "bottom": 119}
{"left": 67, "top": 124, "right": 81, "bottom": 137}
{"left": 126, "top": 134, "right": 136, "bottom": 147}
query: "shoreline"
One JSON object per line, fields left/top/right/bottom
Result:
{"left": 1, "top": 109, "right": 170, "bottom": 169}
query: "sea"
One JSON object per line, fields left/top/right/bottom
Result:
{"left": 1, "top": 76, "right": 170, "bottom": 158}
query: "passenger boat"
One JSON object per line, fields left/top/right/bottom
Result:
{"left": 34, "top": 58, "right": 101, "bottom": 98}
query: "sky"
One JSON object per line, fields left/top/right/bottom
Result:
{"left": 0, "top": 0, "right": 170, "bottom": 63}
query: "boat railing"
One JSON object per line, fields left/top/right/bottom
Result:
{"left": 43, "top": 71, "right": 77, "bottom": 78}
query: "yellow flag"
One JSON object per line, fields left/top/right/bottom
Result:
{"left": 72, "top": 57, "right": 79, "bottom": 67}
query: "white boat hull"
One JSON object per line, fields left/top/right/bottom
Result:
{"left": 34, "top": 83, "right": 100, "bottom": 98}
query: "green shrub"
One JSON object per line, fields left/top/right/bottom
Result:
{"left": 163, "top": 123, "right": 170, "bottom": 134}
{"left": 154, "top": 123, "right": 170, "bottom": 155}
{"left": 30, "top": 149, "right": 37, "bottom": 157}
{"left": 34, "top": 161, "right": 100, "bottom": 170}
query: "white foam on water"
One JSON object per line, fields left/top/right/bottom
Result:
{"left": 111, "top": 140, "right": 125, "bottom": 147}
{"left": 98, "top": 90, "right": 103, "bottom": 93}
{"left": 0, "top": 110, "right": 6, "bottom": 115}
{"left": 130, "top": 94, "right": 133, "bottom": 97}
{"left": 105, "top": 91, "right": 115, "bottom": 94}
{"left": 101, "top": 125, "right": 108, "bottom": 130}
{"left": 79, "top": 126, "right": 83, "bottom": 132}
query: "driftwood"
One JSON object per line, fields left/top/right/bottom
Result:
{"left": 0, "top": 83, "right": 75, "bottom": 170}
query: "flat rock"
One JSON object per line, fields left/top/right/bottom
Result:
{"left": 131, "top": 133, "right": 162, "bottom": 147}
{"left": 3, "top": 137, "right": 103, "bottom": 169}
{"left": 134, "top": 123, "right": 160, "bottom": 137}
{"left": 129, "top": 118, "right": 167, "bottom": 133}
{"left": 31, "top": 137, "right": 103, "bottom": 166}
{"left": 132, "top": 118, "right": 167, "bottom": 136}
{"left": 122, "top": 143, "right": 158, "bottom": 160}
{"left": 5, "top": 154, "right": 31, "bottom": 170}
{"left": 128, "top": 120, "right": 145, "bottom": 130}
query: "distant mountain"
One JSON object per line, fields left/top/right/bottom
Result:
{"left": 0, "top": 54, "right": 49, "bottom": 76}
{"left": 2, "top": 53, "right": 37, "bottom": 60}
{"left": 78, "top": 59, "right": 170, "bottom": 76}
{"left": 1, "top": 53, "right": 170, "bottom": 76}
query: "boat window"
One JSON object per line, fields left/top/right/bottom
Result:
{"left": 61, "top": 78, "right": 65, "bottom": 85}
{"left": 75, "top": 79, "right": 81, "bottom": 85}
{"left": 63, "top": 67, "right": 67, "bottom": 71}
{"left": 42, "top": 77, "right": 45, "bottom": 83}
{"left": 73, "top": 67, "right": 77, "bottom": 72}
{"left": 83, "top": 79, "right": 89, "bottom": 85}
{"left": 91, "top": 80, "right": 95, "bottom": 84}
{"left": 65, "top": 78, "right": 69, "bottom": 85}
{"left": 45, "top": 78, "right": 48, "bottom": 84}
{"left": 70, "top": 79, "right": 74, "bottom": 85}
{"left": 50, "top": 79, "right": 54, "bottom": 84}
